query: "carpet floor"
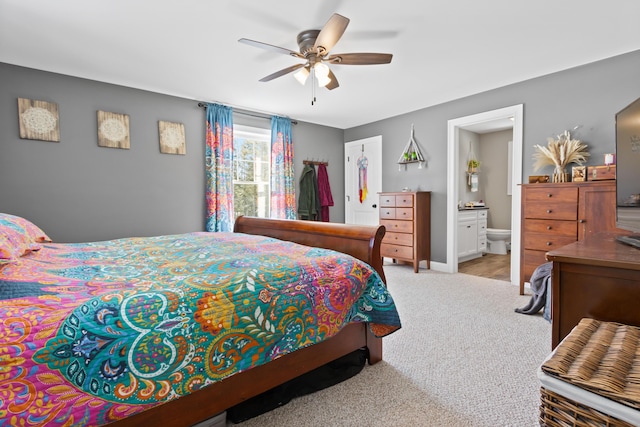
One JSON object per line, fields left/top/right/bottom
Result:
{"left": 230, "top": 264, "right": 551, "bottom": 427}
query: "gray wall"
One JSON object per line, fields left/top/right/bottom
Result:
{"left": 344, "top": 49, "right": 640, "bottom": 263}
{"left": 479, "top": 129, "right": 513, "bottom": 230}
{"left": 0, "top": 63, "right": 345, "bottom": 242}
{"left": 4, "top": 49, "right": 640, "bottom": 254}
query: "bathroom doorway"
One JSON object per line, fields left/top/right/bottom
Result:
{"left": 446, "top": 105, "right": 523, "bottom": 287}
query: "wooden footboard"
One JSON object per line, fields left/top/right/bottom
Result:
{"left": 111, "top": 217, "right": 387, "bottom": 427}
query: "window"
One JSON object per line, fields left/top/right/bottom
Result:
{"left": 233, "top": 125, "right": 270, "bottom": 219}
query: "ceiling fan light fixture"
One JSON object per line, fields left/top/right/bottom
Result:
{"left": 314, "top": 62, "right": 330, "bottom": 78}
{"left": 316, "top": 73, "right": 331, "bottom": 88}
{"left": 293, "top": 67, "right": 310, "bottom": 85}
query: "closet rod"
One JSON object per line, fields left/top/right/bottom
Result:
{"left": 197, "top": 102, "right": 298, "bottom": 125}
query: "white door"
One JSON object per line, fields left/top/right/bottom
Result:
{"left": 345, "top": 136, "right": 382, "bottom": 226}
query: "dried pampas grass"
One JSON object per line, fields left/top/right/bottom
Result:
{"left": 533, "top": 130, "right": 590, "bottom": 181}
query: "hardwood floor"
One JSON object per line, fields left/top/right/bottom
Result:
{"left": 458, "top": 253, "right": 510, "bottom": 282}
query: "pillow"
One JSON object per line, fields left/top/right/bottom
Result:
{"left": 0, "top": 234, "right": 17, "bottom": 264}
{"left": 0, "top": 213, "right": 49, "bottom": 262}
{"left": 0, "top": 228, "right": 41, "bottom": 263}
{"left": 0, "top": 213, "right": 51, "bottom": 244}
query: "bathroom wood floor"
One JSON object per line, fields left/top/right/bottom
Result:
{"left": 458, "top": 253, "right": 511, "bottom": 282}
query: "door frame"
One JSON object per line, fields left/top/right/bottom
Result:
{"left": 446, "top": 104, "right": 524, "bottom": 287}
{"left": 344, "top": 136, "right": 382, "bottom": 225}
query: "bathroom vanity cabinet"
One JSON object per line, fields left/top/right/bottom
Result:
{"left": 457, "top": 208, "right": 487, "bottom": 261}
{"left": 379, "top": 191, "right": 431, "bottom": 273}
{"left": 519, "top": 181, "right": 618, "bottom": 295}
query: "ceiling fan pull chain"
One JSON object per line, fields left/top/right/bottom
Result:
{"left": 311, "top": 69, "right": 317, "bottom": 105}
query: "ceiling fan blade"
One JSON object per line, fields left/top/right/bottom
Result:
{"left": 313, "top": 13, "right": 350, "bottom": 55}
{"left": 325, "top": 69, "right": 339, "bottom": 90}
{"left": 238, "top": 38, "right": 305, "bottom": 59}
{"left": 326, "top": 53, "right": 393, "bottom": 65}
{"left": 259, "top": 63, "right": 306, "bottom": 82}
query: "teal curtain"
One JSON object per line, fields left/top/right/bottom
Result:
{"left": 205, "top": 103, "right": 234, "bottom": 231}
{"left": 270, "top": 116, "right": 296, "bottom": 219}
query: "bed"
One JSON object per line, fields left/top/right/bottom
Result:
{"left": 0, "top": 214, "right": 400, "bottom": 426}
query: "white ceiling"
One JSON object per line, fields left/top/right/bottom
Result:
{"left": 2, "top": 0, "right": 640, "bottom": 129}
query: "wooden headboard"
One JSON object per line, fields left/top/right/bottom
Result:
{"left": 234, "top": 216, "right": 387, "bottom": 282}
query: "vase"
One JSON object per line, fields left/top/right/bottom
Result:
{"left": 553, "top": 166, "right": 569, "bottom": 183}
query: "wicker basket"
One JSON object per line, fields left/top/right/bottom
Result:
{"left": 540, "top": 387, "right": 635, "bottom": 426}
{"left": 539, "top": 318, "right": 640, "bottom": 427}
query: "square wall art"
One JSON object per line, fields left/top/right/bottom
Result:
{"left": 97, "top": 110, "right": 130, "bottom": 149}
{"left": 18, "top": 98, "right": 60, "bottom": 142}
{"left": 158, "top": 120, "right": 186, "bottom": 155}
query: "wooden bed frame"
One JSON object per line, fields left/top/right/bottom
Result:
{"left": 111, "top": 216, "right": 387, "bottom": 427}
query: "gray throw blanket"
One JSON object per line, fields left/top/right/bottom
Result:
{"left": 515, "top": 262, "right": 552, "bottom": 321}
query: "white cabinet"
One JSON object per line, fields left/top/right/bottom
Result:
{"left": 458, "top": 212, "right": 478, "bottom": 258}
{"left": 458, "top": 209, "right": 487, "bottom": 261}
{"left": 477, "top": 210, "right": 487, "bottom": 253}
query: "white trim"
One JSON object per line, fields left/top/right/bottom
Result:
{"left": 446, "top": 105, "right": 523, "bottom": 288}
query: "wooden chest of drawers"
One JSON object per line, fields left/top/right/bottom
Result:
{"left": 519, "top": 181, "right": 617, "bottom": 294}
{"left": 379, "top": 191, "right": 431, "bottom": 273}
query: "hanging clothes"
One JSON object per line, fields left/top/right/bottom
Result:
{"left": 311, "top": 164, "right": 321, "bottom": 221}
{"left": 317, "top": 164, "right": 334, "bottom": 222}
{"left": 297, "top": 164, "right": 319, "bottom": 220}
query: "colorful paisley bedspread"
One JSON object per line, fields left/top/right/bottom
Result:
{"left": 0, "top": 232, "right": 400, "bottom": 426}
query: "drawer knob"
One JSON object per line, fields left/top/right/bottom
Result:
{"left": 547, "top": 194, "right": 552, "bottom": 197}
{"left": 547, "top": 226, "right": 552, "bottom": 230}
{"left": 546, "top": 242, "right": 552, "bottom": 246}
{"left": 547, "top": 209, "right": 552, "bottom": 213}
{"left": 579, "top": 219, "right": 585, "bottom": 223}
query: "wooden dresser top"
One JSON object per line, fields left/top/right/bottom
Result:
{"left": 546, "top": 233, "right": 640, "bottom": 271}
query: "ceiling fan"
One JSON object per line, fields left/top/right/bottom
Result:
{"left": 238, "top": 13, "right": 392, "bottom": 94}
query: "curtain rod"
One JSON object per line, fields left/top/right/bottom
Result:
{"left": 197, "top": 102, "right": 298, "bottom": 125}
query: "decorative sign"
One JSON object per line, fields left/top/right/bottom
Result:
{"left": 158, "top": 121, "right": 186, "bottom": 155}
{"left": 97, "top": 110, "right": 130, "bottom": 149}
{"left": 17, "top": 98, "right": 60, "bottom": 142}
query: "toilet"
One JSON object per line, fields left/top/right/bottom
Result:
{"left": 486, "top": 228, "right": 511, "bottom": 255}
